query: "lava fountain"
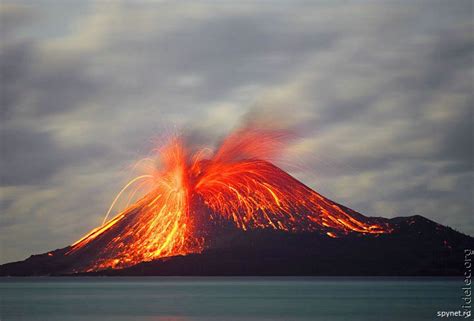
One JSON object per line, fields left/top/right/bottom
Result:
{"left": 67, "top": 127, "right": 390, "bottom": 272}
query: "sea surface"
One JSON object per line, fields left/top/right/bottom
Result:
{"left": 0, "top": 277, "right": 466, "bottom": 321}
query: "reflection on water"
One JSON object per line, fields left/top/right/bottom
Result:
{"left": 0, "top": 277, "right": 462, "bottom": 321}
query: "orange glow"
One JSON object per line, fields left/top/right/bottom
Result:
{"left": 68, "top": 127, "right": 390, "bottom": 272}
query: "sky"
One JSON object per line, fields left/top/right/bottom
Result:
{"left": 0, "top": 1, "right": 472, "bottom": 264}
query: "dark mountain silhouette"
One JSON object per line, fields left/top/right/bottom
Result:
{"left": 1, "top": 160, "right": 472, "bottom": 276}
{"left": 1, "top": 214, "right": 471, "bottom": 276}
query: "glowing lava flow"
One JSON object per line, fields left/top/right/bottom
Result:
{"left": 68, "top": 128, "right": 390, "bottom": 272}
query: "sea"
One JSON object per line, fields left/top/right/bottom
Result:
{"left": 0, "top": 277, "right": 467, "bottom": 321}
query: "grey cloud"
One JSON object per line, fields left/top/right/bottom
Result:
{"left": 0, "top": 125, "right": 67, "bottom": 185}
{"left": 0, "top": 122, "right": 112, "bottom": 186}
{"left": 0, "top": 41, "right": 101, "bottom": 120}
{"left": 0, "top": 4, "right": 36, "bottom": 40}
{"left": 89, "top": 8, "right": 337, "bottom": 108}
{"left": 436, "top": 102, "right": 473, "bottom": 167}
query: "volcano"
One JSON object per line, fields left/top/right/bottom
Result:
{"left": 1, "top": 128, "right": 472, "bottom": 276}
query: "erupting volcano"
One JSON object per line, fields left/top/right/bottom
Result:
{"left": 1, "top": 126, "right": 472, "bottom": 276}
{"left": 66, "top": 127, "right": 389, "bottom": 272}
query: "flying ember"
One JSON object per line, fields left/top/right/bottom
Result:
{"left": 68, "top": 127, "right": 389, "bottom": 272}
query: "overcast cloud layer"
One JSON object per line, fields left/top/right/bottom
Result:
{"left": 1, "top": 1, "right": 472, "bottom": 263}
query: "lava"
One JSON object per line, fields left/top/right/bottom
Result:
{"left": 68, "top": 127, "right": 390, "bottom": 272}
